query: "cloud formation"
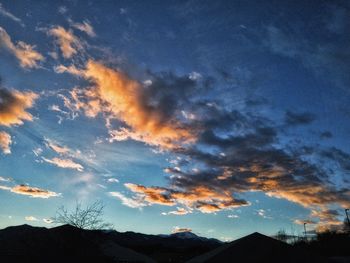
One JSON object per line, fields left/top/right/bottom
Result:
{"left": 0, "top": 131, "right": 11, "bottom": 154}
{"left": 57, "top": 60, "right": 196, "bottom": 149}
{"left": 109, "top": 191, "right": 147, "bottom": 208}
{"left": 0, "top": 27, "right": 44, "bottom": 68}
{"left": 71, "top": 20, "right": 96, "bottom": 37}
{"left": 172, "top": 226, "right": 192, "bottom": 234}
{"left": 0, "top": 88, "right": 38, "bottom": 127}
{"left": 0, "top": 3, "right": 24, "bottom": 27}
{"left": 25, "top": 216, "right": 38, "bottom": 221}
{"left": 48, "top": 26, "right": 82, "bottom": 58}
{"left": 42, "top": 157, "right": 84, "bottom": 171}
{"left": 45, "top": 138, "right": 70, "bottom": 154}
{"left": 0, "top": 184, "right": 59, "bottom": 198}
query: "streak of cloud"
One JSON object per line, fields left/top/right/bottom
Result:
{"left": 0, "top": 27, "right": 44, "bottom": 68}
{"left": 0, "top": 184, "right": 60, "bottom": 198}
{"left": 48, "top": 26, "right": 83, "bottom": 59}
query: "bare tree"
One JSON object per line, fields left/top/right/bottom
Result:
{"left": 53, "top": 200, "right": 113, "bottom": 230}
{"left": 275, "top": 228, "right": 288, "bottom": 242}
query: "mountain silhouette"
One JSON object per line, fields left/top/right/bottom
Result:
{"left": 0, "top": 224, "right": 221, "bottom": 263}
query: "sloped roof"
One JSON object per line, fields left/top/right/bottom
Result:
{"left": 186, "top": 232, "right": 328, "bottom": 263}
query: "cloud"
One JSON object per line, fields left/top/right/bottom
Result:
{"left": 25, "top": 216, "right": 38, "bottom": 221}
{"left": 285, "top": 111, "right": 316, "bottom": 126}
{"left": 163, "top": 207, "right": 191, "bottom": 215}
{"left": 0, "top": 176, "right": 11, "bottom": 182}
{"left": 0, "top": 88, "right": 38, "bottom": 127}
{"left": 172, "top": 226, "right": 192, "bottom": 234}
{"left": 228, "top": 214, "right": 239, "bottom": 218}
{"left": 109, "top": 191, "right": 147, "bottom": 208}
{"left": 123, "top": 183, "right": 249, "bottom": 213}
{"left": 44, "top": 138, "right": 70, "bottom": 154}
{"left": 107, "top": 178, "right": 119, "bottom": 183}
{"left": 43, "top": 218, "right": 53, "bottom": 224}
{"left": 71, "top": 20, "right": 96, "bottom": 37}
{"left": 0, "top": 131, "right": 11, "bottom": 154}
{"left": 57, "top": 60, "right": 196, "bottom": 149}
{"left": 0, "top": 3, "right": 24, "bottom": 27}
{"left": 42, "top": 157, "right": 84, "bottom": 171}
{"left": 0, "top": 184, "right": 60, "bottom": 198}
{"left": 125, "top": 183, "right": 175, "bottom": 206}
{"left": 48, "top": 26, "right": 83, "bottom": 58}
{"left": 0, "top": 27, "right": 44, "bottom": 68}
{"left": 54, "top": 59, "right": 350, "bottom": 229}
{"left": 118, "top": 102, "right": 350, "bottom": 228}
{"left": 320, "top": 131, "right": 332, "bottom": 139}
{"left": 294, "top": 219, "right": 317, "bottom": 225}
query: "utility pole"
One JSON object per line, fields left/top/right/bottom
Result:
{"left": 345, "top": 209, "right": 350, "bottom": 231}
{"left": 303, "top": 223, "right": 307, "bottom": 241}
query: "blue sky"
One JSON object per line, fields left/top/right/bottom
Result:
{"left": 0, "top": 0, "right": 350, "bottom": 240}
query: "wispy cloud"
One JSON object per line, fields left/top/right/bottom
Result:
{"left": 44, "top": 138, "right": 70, "bottom": 155}
{"left": 48, "top": 26, "right": 83, "bottom": 59}
{"left": 0, "top": 3, "right": 24, "bottom": 27}
{"left": 0, "top": 27, "right": 44, "bottom": 68}
{"left": 0, "top": 131, "right": 11, "bottom": 154}
{"left": 109, "top": 191, "right": 147, "bottom": 208}
{"left": 107, "top": 178, "right": 119, "bottom": 183}
{"left": 162, "top": 207, "right": 191, "bottom": 216}
{"left": 42, "top": 157, "right": 84, "bottom": 172}
{"left": 71, "top": 20, "right": 96, "bottom": 37}
{"left": 0, "top": 176, "right": 11, "bottom": 182}
{"left": 25, "top": 216, "right": 38, "bottom": 221}
{"left": 0, "top": 184, "right": 60, "bottom": 198}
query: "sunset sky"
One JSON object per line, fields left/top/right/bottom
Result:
{"left": 1, "top": 0, "right": 350, "bottom": 241}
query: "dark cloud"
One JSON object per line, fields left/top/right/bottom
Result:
{"left": 0, "top": 88, "right": 38, "bottom": 127}
{"left": 59, "top": 60, "right": 350, "bottom": 229}
{"left": 285, "top": 111, "right": 316, "bottom": 126}
{"left": 321, "top": 147, "right": 350, "bottom": 172}
{"left": 320, "top": 131, "right": 333, "bottom": 139}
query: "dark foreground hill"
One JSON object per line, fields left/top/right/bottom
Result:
{"left": 186, "top": 232, "right": 330, "bottom": 263}
{"left": 2, "top": 225, "right": 346, "bottom": 263}
{"left": 0, "top": 224, "right": 221, "bottom": 263}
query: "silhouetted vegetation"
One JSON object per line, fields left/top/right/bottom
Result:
{"left": 52, "top": 200, "right": 113, "bottom": 230}
{"left": 293, "top": 231, "right": 350, "bottom": 260}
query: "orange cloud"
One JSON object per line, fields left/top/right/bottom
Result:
{"left": 124, "top": 183, "right": 249, "bottom": 213}
{"left": 48, "top": 26, "right": 82, "bottom": 58}
{"left": 125, "top": 183, "right": 175, "bottom": 206}
{"left": 0, "top": 89, "right": 38, "bottom": 127}
{"left": 0, "top": 27, "right": 44, "bottom": 68}
{"left": 172, "top": 226, "right": 192, "bottom": 234}
{"left": 0, "top": 184, "right": 60, "bottom": 198}
{"left": 0, "top": 131, "right": 11, "bottom": 154}
{"left": 42, "top": 157, "right": 84, "bottom": 171}
{"left": 56, "top": 60, "right": 196, "bottom": 149}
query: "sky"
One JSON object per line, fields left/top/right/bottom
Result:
{"left": 0, "top": 0, "right": 350, "bottom": 241}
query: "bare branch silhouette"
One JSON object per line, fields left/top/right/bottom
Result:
{"left": 52, "top": 200, "right": 113, "bottom": 230}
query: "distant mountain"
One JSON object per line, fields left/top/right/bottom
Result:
{"left": 0, "top": 224, "right": 221, "bottom": 263}
{"left": 159, "top": 231, "right": 221, "bottom": 243}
